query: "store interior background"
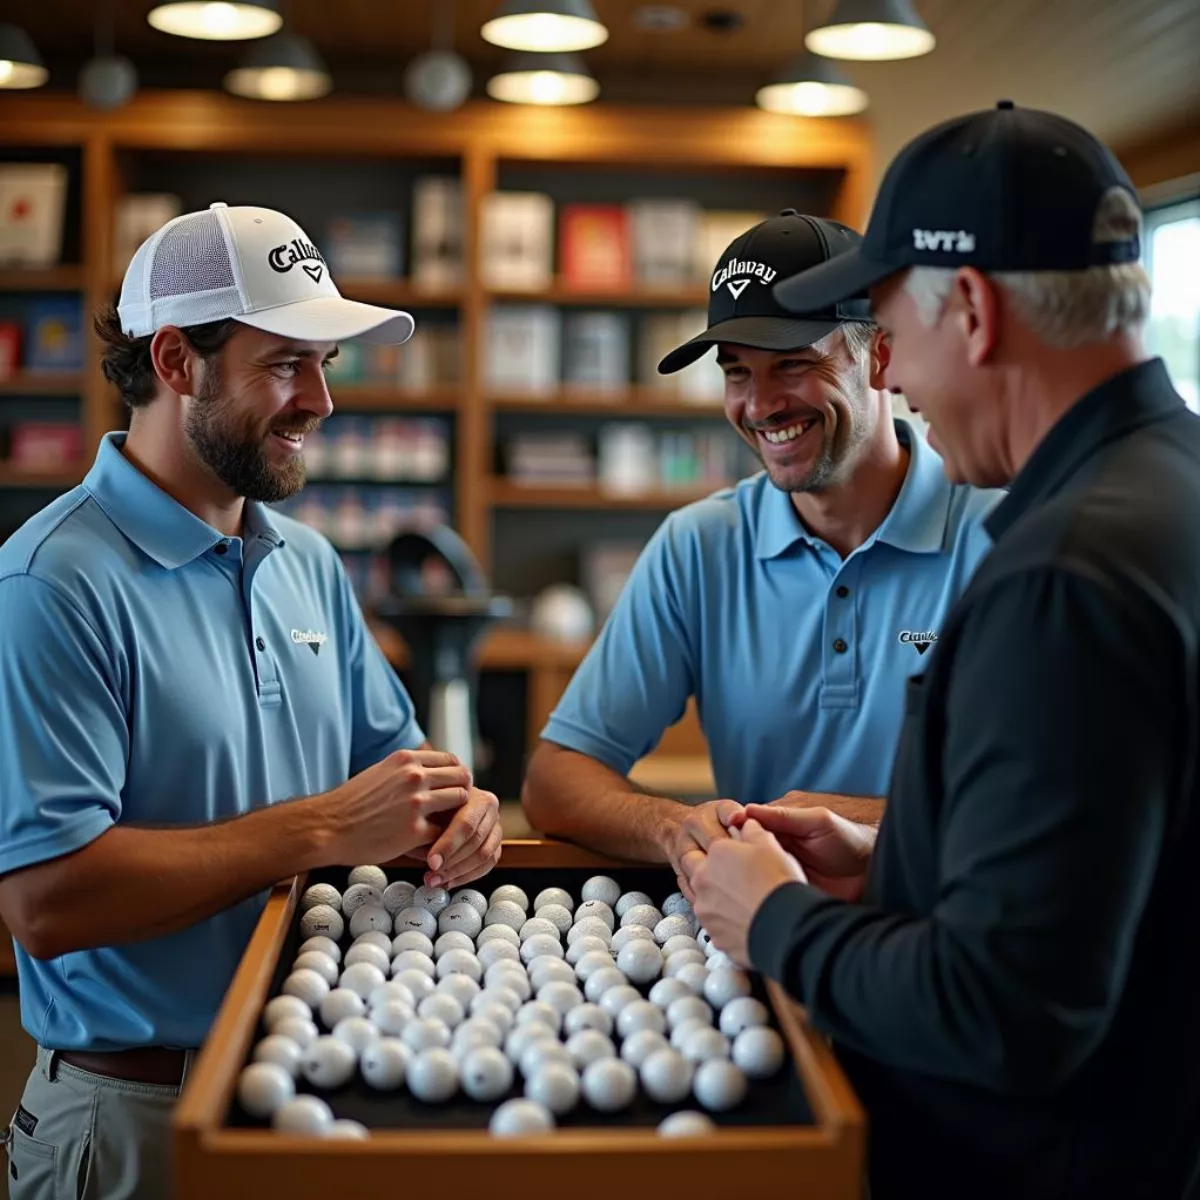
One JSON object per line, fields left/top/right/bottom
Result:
{"left": 1, "top": 1, "right": 1198, "bottom": 1173}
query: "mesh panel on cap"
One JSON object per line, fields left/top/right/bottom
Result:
{"left": 148, "top": 211, "right": 236, "bottom": 300}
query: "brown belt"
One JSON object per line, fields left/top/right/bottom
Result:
{"left": 56, "top": 1048, "right": 191, "bottom": 1087}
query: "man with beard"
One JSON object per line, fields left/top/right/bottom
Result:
{"left": 0, "top": 203, "right": 500, "bottom": 1199}
{"left": 521, "top": 210, "right": 1001, "bottom": 891}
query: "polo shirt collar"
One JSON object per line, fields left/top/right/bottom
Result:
{"left": 83, "top": 432, "right": 285, "bottom": 569}
{"left": 754, "top": 420, "right": 954, "bottom": 560}
{"left": 986, "top": 358, "right": 1183, "bottom": 543}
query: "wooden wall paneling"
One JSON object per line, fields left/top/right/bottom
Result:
{"left": 82, "top": 135, "right": 118, "bottom": 454}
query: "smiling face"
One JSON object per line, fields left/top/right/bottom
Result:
{"left": 184, "top": 323, "right": 336, "bottom": 503}
{"left": 718, "top": 329, "right": 877, "bottom": 494}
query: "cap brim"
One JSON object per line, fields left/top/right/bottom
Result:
{"left": 237, "top": 296, "right": 415, "bottom": 345}
{"left": 773, "top": 248, "right": 897, "bottom": 314}
{"left": 657, "top": 315, "right": 845, "bottom": 375}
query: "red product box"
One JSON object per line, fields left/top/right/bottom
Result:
{"left": 0, "top": 321, "right": 20, "bottom": 381}
{"left": 8, "top": 421, "right": 84, "bottom": 470}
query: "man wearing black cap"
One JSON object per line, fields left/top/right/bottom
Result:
{"left": 687, "top": 103, "right": 1200, "bottom": 1198}
{"left": 523, "top": 210, "right": 1000, "bottom": 891}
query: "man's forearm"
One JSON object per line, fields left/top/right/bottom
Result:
{"left": 2, "top": 795, "right": 335, "bottom": 960}
{"left": 522, "top": 742, "right": 689, "bottom": 864}
{"left": 776, "top": 791, "right": 885, "bottom": 827}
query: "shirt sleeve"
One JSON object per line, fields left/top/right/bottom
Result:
{"left": 333, "top": 562, "right": 425, "bottom": 774}
{"left": 540, "top": 516, "right": 697, "bottom": 776}
{"left": 0, "top": 575, "right": 125, "bottom": 877}
{"left": 748, "top": 565, "right": 1184, "bottom": 1095}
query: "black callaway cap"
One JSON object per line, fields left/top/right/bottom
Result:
{"left": 657, "top": 210, "right": 872, "bottom": 375}
{"left": 773, "top": 100, "right": 1142, "bottom": 313}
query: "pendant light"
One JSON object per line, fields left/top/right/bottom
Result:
{"left": 756, "top": 51, "right": 867, "bottom": 117}
{"left": 487, "top": 51, "right": 599, "bottom": 105}
{"left": 147, "top": 1, "right": 282, "bottom": 41}
{"left": 224, "top": 31, "right": 331, "bottom": 101}
{"left": 805, "top": 0, "right": 935, "bottom": 61}
{"left": 0, "top": 24, "right": 48, "bottom": 89}
{"left": 481, "top": 1, "right": 609, "bottom": 53}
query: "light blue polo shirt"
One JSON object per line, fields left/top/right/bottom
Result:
{"left": 543, "top": 422, "right": 1001, "bottom": 803}
{"left": 0, "top": 432, "right": 423, "bottom": 1051}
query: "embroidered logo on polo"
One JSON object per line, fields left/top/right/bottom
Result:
{"left": 291, "top": 628, "right": 329, "bottom": 656}
{"left": 711, "top": 257, "right": 777, "bottom": 299}
{"left": 268, "top": 238, "right": 326, "bottom": 283}
{"left": 898, "top": 630, "right": 938, "bottom": 655}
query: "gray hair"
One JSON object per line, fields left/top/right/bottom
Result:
{"left": 902, "top": 188, "right": 1150, "bottom": 348}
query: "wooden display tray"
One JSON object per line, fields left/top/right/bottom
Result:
{"left": 174, "top": 840, "right": 864, "bottom": 1199}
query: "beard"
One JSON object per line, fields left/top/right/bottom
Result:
{"left": 185, "top": 364, "right": 317, "bottom": 504}
{"left": 754, "top": 394, "right": 874, "bottom": 497}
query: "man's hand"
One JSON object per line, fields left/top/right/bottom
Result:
{"left": 665, "top": 799, "right": 743, "bottom": 902}
{"left": 690, "top": 820, "right": 807, "bottom": 966}
{"left": 423, "top": 787, "right": 503, "bottom": 889}
{"left": 770, "top": 790, "right": 884, "bottom": 827}
{"left": 732, "top": 803, "right": 875, "bottom": 902}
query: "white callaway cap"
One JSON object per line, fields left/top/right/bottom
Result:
{"left": 117, "top": 201, "right": 415, "bottom": 345}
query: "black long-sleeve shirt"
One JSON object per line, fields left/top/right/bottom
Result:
{"left": 750, "top": 359, "right": 1200, "bottom": 1199}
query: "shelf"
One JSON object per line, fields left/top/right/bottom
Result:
{"left": 490, "top": 389, "right": 726, "bottom": 417}
{"left": 337, "top": 279, "right": 463, "bottom": 308}
{"left": 329, "top": 385, "right": 461, "bottom": 412}
{"left": 369, "top": 623, "right": 591, "bottom": 672}
{"left": 0, "top": 464, "right": 84, "bottom": 489}
{"left": 0, "top": 266, "right": 86, "bottom": 292}
{"left": 488, "top": 478, "right": 719, "bottom": 509}
{"left": 0, "top": 371, "right": 86, "bottom": 395}
{"left": 487, "top": 283, "right": 709, "bottom": 308}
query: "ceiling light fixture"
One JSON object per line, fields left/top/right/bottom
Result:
{"left": 481, "top": 1, "right": 609, "bottom": 53}
{"left": 805, "top": 0, "right": 935, "bottom": 61}
{"left": 224, "top": 31, "right": 331, "bottom": 101}
{"left": 756, "top": 51, "right": 868, "bottom": 117}
{"left": 0, "top": 24, "right": 49, "bottom": 89}
{"left": 487, "top": 51, "right": 599, "bottom": 105}
{"left": 147, "top": 1, "right": 282, "bottom": 41}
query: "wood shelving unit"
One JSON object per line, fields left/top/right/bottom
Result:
{"left": 488, "top": 284, "right": 710, "bottom": 307}
{"left": 488, "top": 478, "right": 721, "bottom": 509}
{"left": 0, "top": 464, "right": 85, "bottom": 489}
{"left": 329, "top": 384, "right": 461, "bottom": 412}
{"left": 0, "top": 371, "right": 87, "bottom": 395}
{"left": 0, "top": 265, "right": 86, "bottom": 291}
{"left": 490, "top": 389, "right": 726, "bottom": 417}
{"left": 337, "top": 279, "right": 463, "bottom": 308}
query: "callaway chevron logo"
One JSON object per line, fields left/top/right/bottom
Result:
{"left": 711, "top": 257, "right": 777, "bottom": 298}
{"left": 291, "top": 628, "right": 328, "bottom": 656}
{"left": 898, "top": 630, "right": 938, "bottom": 656}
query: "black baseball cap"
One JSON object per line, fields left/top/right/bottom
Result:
{"left": 657, "top": 210, "right": 871, "bottom": 375}
{"left": 774, "top": 100, "right": 1141, "bottom": 313}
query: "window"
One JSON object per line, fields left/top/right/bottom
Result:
{"left": 1144, "top": 198, "right": 1200, "bottom": 412}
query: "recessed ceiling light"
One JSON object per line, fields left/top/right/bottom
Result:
{"left": 631, "top": 5, "right": 690, "bottom": 31}
{"left": 481, "top": 1, "right": 609, "bottom": 53}
{"left": 147, "top": 1, "right": 282, "bottom": 42}
{"left": 806, "top": 0, "right": 935, "bottom": 61}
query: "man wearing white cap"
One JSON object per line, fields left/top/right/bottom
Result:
{"left": 0, "top": 203, "right": 501, "bottom": 1198}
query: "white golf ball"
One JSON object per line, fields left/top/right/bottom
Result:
{"left": 391, "top": 930, "right": 434, "bottom": 958}
{"left": 460, "top": 1046, "right": 514, "bottom": 1101}
{"left": 484, "top": 901, "right": 526, "bottom": 933}
{"left": 620, "top": 1029, "right": 669, "bottom": 1069}
{"left": 413, "top": 885, "right": 451, "bottom": 916}
{"left": 402, "top": 1018, "right": 451, "bottom": 1053}
{"left": 238, "top": 1062, "right": 295, "bottom": 1117}
{"left": 504, "top": 1021, "right": 556, "bottom": 1064}
{"left": 566, "top": 1029, "right": 616, "bottom": 1071}
{"left": 349, "top": 904, "right": 392, "bottom": 939}
{"left": 654, "top": 915, "right": 694, "bottom": 945}
{"left": 732, "top": 1027, "right": 786, "bottom": 1079}
{"left": 697, "top": 928, "right": 715, "bottom": 954}
{"left": 641, "top": 1047, "right": 694, "bottom": 1103}
{"left": 325, "top": 1119, "right": 370, "bottom": 1140}
{"left": 515, "top": 999, "right": 560, "bottom": 1034}
{"left": 339, "top": 962, "right": 387, "bottom": 1001}
{"left": 521, "top": 935, "right": 564, "bottom": 965}
{"left": 534, "top": 887, "right": 573, "bottom": 912}
{"left": 519, "top": 917, "right": 561, "bottom": 944}
{"left": 574, "top": 900, "right": 615, "bottom": 931}
{"left": 519, "top": 1039, "right": 574, "bottom": 1078}
{"left": 332, "top": 1015, "right": 380, "bottom": 1056}
{"left": 649, "top": 978, "right": 692, "bottom": 1010}
{"left": 657, "top": 1110, "right": 716, "bottom": 1137}
{"left": 439, "top": 902, "right": 483, "bottom": 938}
{"left": 563, "top": 1003, "right": 612, "bottom": 1038}
{"left": 617, "top": 940, "right": 664, "bottom": 985}
{"left": 381, "top": 881, "right": 416, "bottom": 915}
{"left": 524, "top": 1062, "right": 580, "bottom": 1116}
{"left": 393, "top": 969, "right": 435, "bottom": 1004}
{"left": 705, "top": 951, "right": 735, "bottom": 973}
{"left": 598, "top": 985, "right": 641, "bottom": 1021}
{"left": 394, "top": 906, "right": 438, "bottom": 940}
{"left": 473, "top": 990, "right": 520, "bottom": 1026}
{"left": 489, "top": 884, "right": 529, "bottom": 911}
{"left": 720, "top": 997, "right": 770, "bottom": 1038}
{"left": 272, "top": 1017, "right": 319, "bottom": 1049}
{"left": 299, "top": 904, "right": 344, "bottom": 942}
{"left": 484, "top": 964, "right": 531, "bottom": 1001}
{"left": 662, "top": 892, "right": 692, "bottom": 918}
{"left": 479, "top": 983, "right": 524, "bottom": 1015}
{"left": 573, "top": 949, "right": 616, "bottom": 984}
{"left": 437, "top": 973, "right": 481, "bottom": 1011}
{"left": 297, "top": 936, "right": 342, "bottom": 965}
{"left": 681, "top": 1026, "right": 730, "bottom": 1064}
{"left": 614, "top": 891, "right": 653, "bottom": 918}
{"left": 301, "top": 1035, "right": 357, "bottom": 1089}
{"left": 341, "top": 883, "right": 383, "bottom": 918}
{"left": 673, "top": 963, "right": 710, "bottom": 996}
{"left": 452, "top": 888, "right": 488, "bottom": 917}
{"left": 264, "top": 994, "right": 312, "bottom": 1031}
{"left": 369, "top": 981, "right": 416, "bottom": 1011}
{"left": 567, "top": 918, "right": 612, "bottom": 947}
{"left": 534, "top": 904, "right": 573, "bottom": 935}
{"left": 433, "top": 931, "right": 475, "bottom": 959}
{"left": 353, "top": 929, "right": 394, "bottom": 953}
{"left": 360, "top": 1037, "right": 411, "bottom": 1089}
{"left": 581, "top": 876, "right": 621, "bottom": 907}
{"left": 451, "top": 1018, "right": 503, "bottom": 1060}
{"left": 437, "top": 948, "right": 483, "bottom": 983}
{"left": 300, "top": 883, "right": 341, "bottom": 914}
{"left": 407, "top": 1047, "right": 459, "bottom": 1103}
{"left": 477, "top": 940, "right": 522, "bottom": 971}
{"left": 253, "top": 1034, "right": 304, "bottom": 1077}
{"left": 391, "top": 950, "right": 435, "bottom": 980}
{"left": 348, "top": 865, "right": 388, "bottom": 891}
{"left": 671, "top": 1018, "right": 712, "bottom": 1052}
{"left": 566, "top": 935, "right": 611, "bottom": 966}
{"left": 477, "top": 923, "right": 521, "bottom": 949}
{"left": 490, "top": 1097, "right": 554, "bottom": 1136}
{"left": 418, "top": 993, "right": 465, "bottom": 1029}
{"left": 581, "top": 1057, "right": 637, "bottom": 1112}
{"left": 662, "top": 935, "right": 700, "bottom": 960}
{"left": 584, "top": 967, "right": 629, "bottom": 1004}
{"left": 538, "top": 981, "right": 584, "bottom": 1018}
{"left": 529, "top": 958, "right": 577, "bottom": 991}
{"left": 282, "top": 968, "right": 329, "bottom": 1008}
{"left": 342, "top": 943, "right": 390, "bottom": 976}
{"left": 619, "top": 904, "right": 663, "bottom": 930}
{"left": 611, "top": 925, "right": 655, "bottom": 954}
{"left": 664, "top": 950, "right": 707, "bottom": 977}
{"left": 370, "top": 999, "right": 415, "bottom": 1038}
{"left": 693, "top": 1059, "right": 747, "bottom": 1111}
{"left": 617, "top": 1000, "right": 667, "bottom": 1040}
{"left": 272, "top": 1095, "right": 333, "bottom": 1134}
{"left": 704, "top": 968, "right": 752, "bottom": 1010}
{"left": 666, "top": 995, "right": 712, "bottom": 1031}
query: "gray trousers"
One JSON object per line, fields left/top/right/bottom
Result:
{"left": 1, "top": 1047, "right": 193, "bottom": 1200}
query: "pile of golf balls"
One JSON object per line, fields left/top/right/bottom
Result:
{"left": 239, "top": 870, "right": 786, "bottom": 1140}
